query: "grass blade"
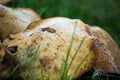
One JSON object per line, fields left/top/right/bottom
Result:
{"left": 69, "top": 51, "right": 92, "bottom": 80}
{"left": 66, "top": 37, "right": 85, "bottom": 75}
{"left": 61, "top": 21, "right": 77, "bottom": 79}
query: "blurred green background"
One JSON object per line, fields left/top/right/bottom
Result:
{"left": 7, "top": 0, "right": 120, "bottom": 46}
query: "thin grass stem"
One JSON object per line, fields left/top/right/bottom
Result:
{"left": 66, "top": 37, "right": 85, "bottom": 76}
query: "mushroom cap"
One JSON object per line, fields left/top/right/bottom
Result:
{"left": 0, "top": 4, "right": 40, "bottom": 40}
{"left": 90, "top": 26, "right": 120, "bottom": 74}
{"left": 3, "top": 18, "right": 96, "bottom": 79}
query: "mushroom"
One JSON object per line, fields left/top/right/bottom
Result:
{"left": 90, "top": 26, "right": 120, "bottom": 74}
{"left": 2, "top": 17, "right": 96, "bottom": 79}
{"left": 0, "top": 41, "right": 19, "bottom": 79}
{"left": 0, "top": 0, "right": 11, "bottom": 4}
{"left": 0, "top": 5, "right": 120, "bottom": 80}
{"left": 0, "top": 4, "right": 41, "bottom": 40}
{"left": 0, "top": 41, "right": 4, "bottom": 62}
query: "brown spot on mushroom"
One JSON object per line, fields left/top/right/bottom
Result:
{"left": 47, "top": 43, "right": 49, "bottom": 47}
{"left": 54, "top": 53, "right": 57, "bottom": 55}
{"left": 41, "top": 27, "right": 56, "bottom": 33}
{"left": 7, "top": 45, "right": 18, "bottom": 54}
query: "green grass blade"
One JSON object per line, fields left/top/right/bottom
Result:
{"left": 12, "top": 46, "right": 40, "bottom": 79}
{"left": 61, "top": 22, "right": 77, "bottom": 79}
{"left": 68, "top": 51, "right": 92, "bottom": 80}
{"left": 66, "top": 37, "right": 85, "bottom": 75}
{"left": 68, "top": 41, "right": 104, "bottom": 80}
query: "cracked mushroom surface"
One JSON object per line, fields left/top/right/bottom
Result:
{"left": 2, "top": 18, "right": 96, "bottom": 79}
